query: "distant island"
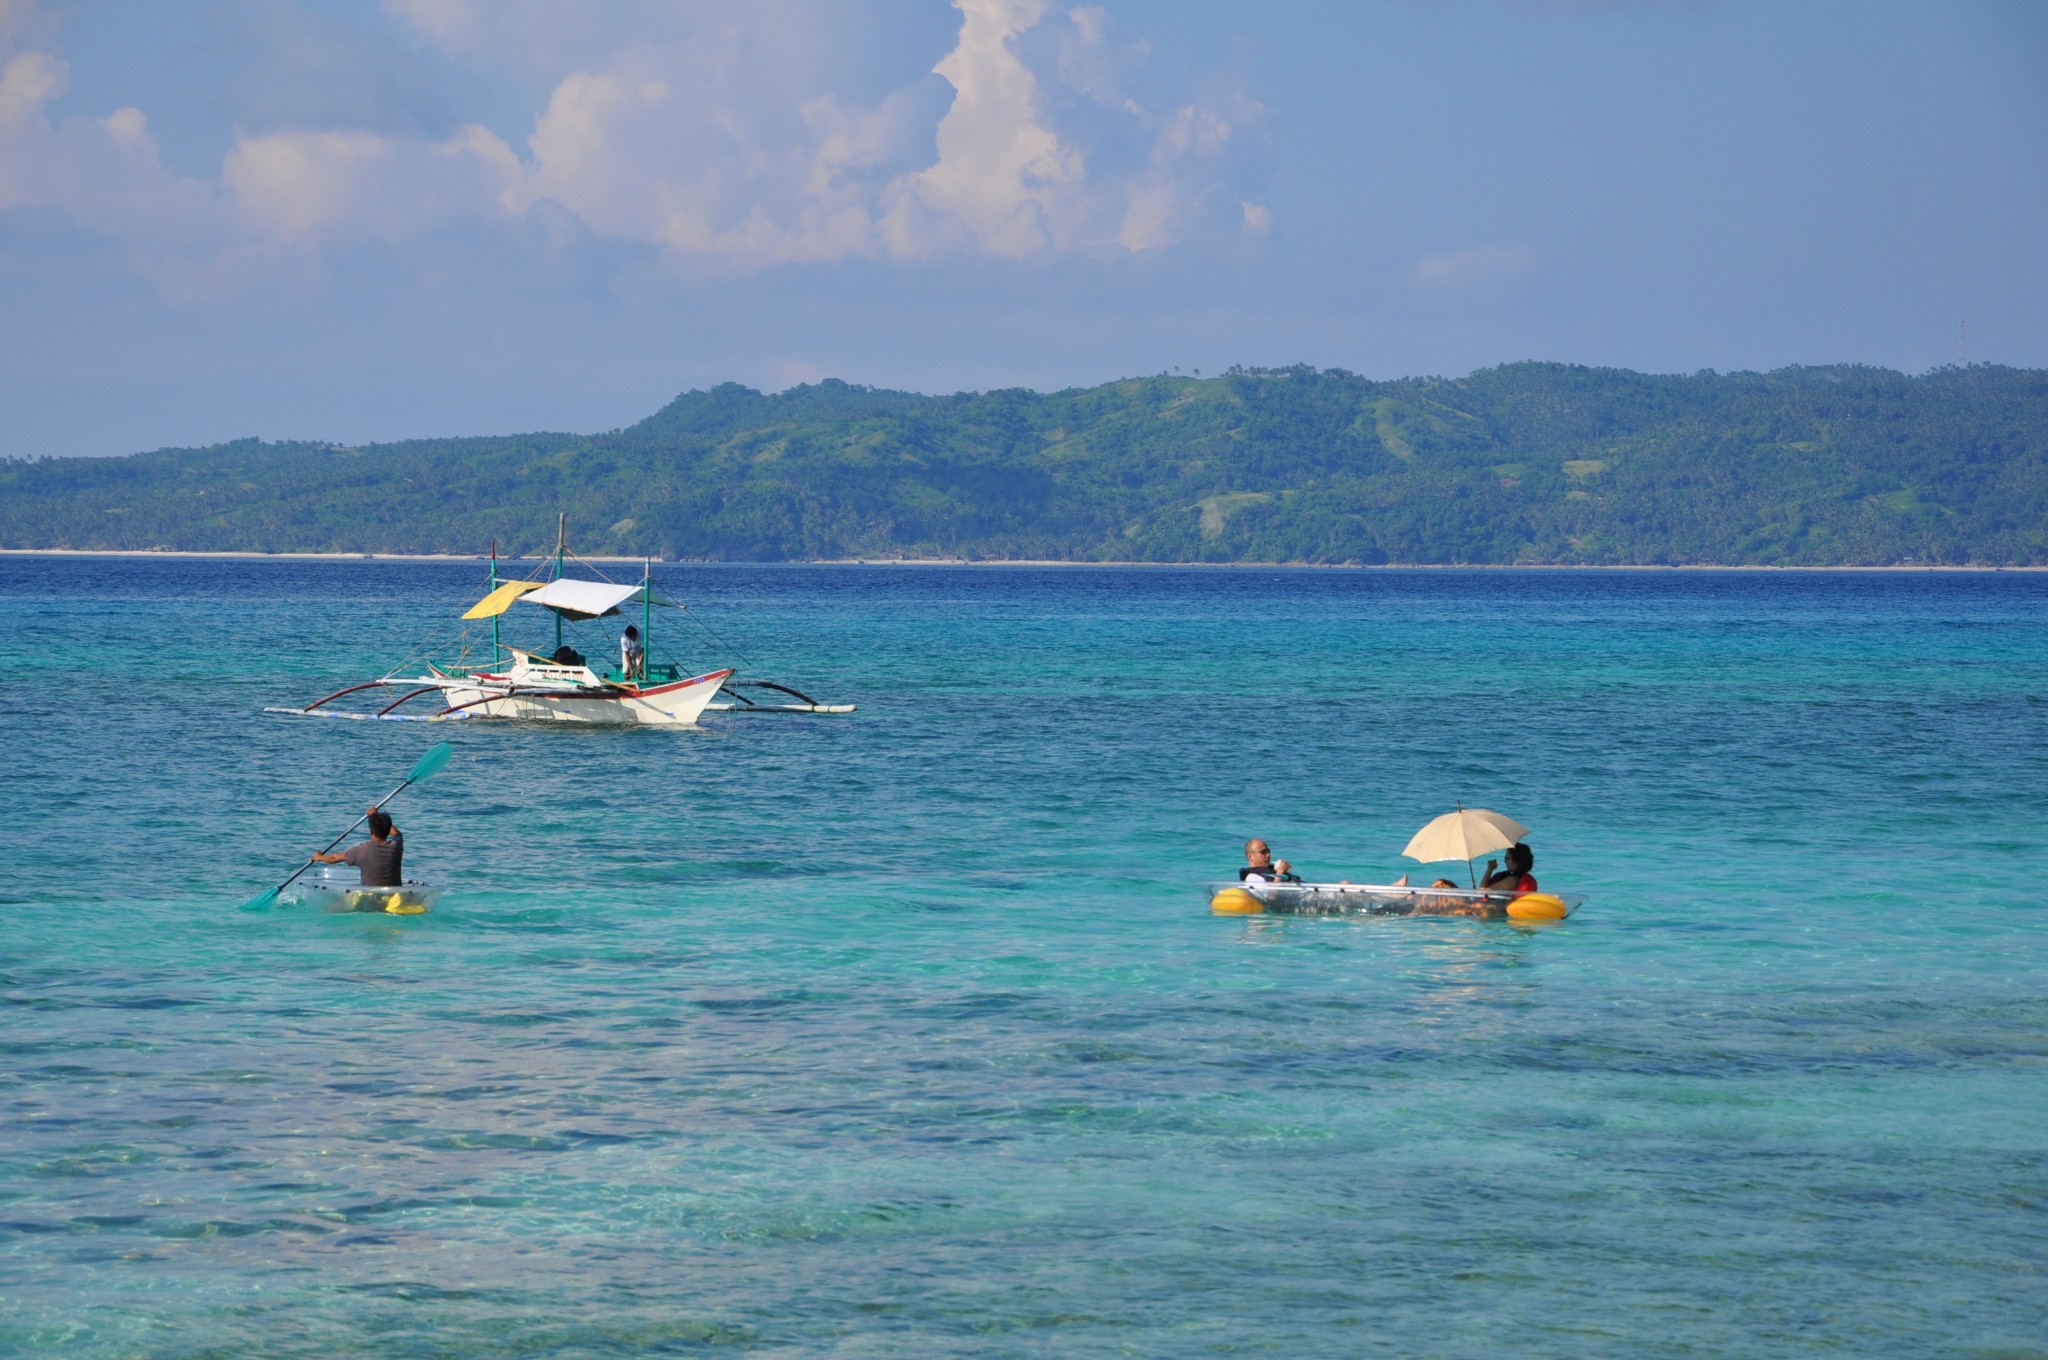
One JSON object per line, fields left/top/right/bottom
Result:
{"left": 3, "top": 363, "right": 2043, "bottom": 565}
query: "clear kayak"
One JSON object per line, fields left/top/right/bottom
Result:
{"left": 285, "top": 866, "right": 440, "bottom": 915}
{"left": 1206, "top": 881, "right": 1582, "bottom": 921}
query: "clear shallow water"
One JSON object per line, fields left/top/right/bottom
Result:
{"left": 2, "top": 558, "right": 2044, "bottom": 1357}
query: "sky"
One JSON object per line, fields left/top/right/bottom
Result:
{"left": 1, "top": 0, "right": 2043, "bottom": 458}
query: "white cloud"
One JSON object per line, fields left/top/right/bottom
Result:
{"left": 102, "top": 106, "right": 151, "bottom": 151}
{"left": 1159, "top": 102, "right": 1232, "bottom": 159}
{"left": 514, "top": 69, "right": 673, "bottom": 243}
{"left": 478, "top": 0, "right": 1253, "bottom": 269}
{"left": 902, "top": 0, "right": 1083, "bottom": 257}
{"left": 500, "top": 42, "right": 924, "bottom": 270}
{"left": 0, "top": 47, "right": 61, "bottom": 138}
{"left": 1058, "top": 3, "right": 1148, "bottom": 107}
{"left": 801, "top": 88, "right": 930, "bottom": 200}
{"left": 1416, "top": 244, "right": 1537, "bottom": 287}
{"left": 224, "top": 123, "right": 521, "bottom": 242}
{"left": 1111, "top": 96, "right": 1260, "bottom": 252}
{"left": 224, "top": 130, "right": 393, "bottom": 240}
{"left": 2, "top": 0, "right": 1271, "bottom": 293}
{"left": 0, "top": 47, "right": 232, "bottom": 298}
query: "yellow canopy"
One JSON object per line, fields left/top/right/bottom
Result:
{"left": 461, "top": 580, "right": 546, "bottom": 619}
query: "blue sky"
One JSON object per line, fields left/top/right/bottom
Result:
{"left": 1, "top": 0, "right": 2043, "bottom": 458}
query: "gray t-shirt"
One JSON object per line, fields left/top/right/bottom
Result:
{"left": 341, "top": 830, "right": 404, "bottom": 886}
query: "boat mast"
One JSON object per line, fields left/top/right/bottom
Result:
{"left": 552, "top": 511, "right": 566, "bottom": 655}
{"left": 489, "top": 540, "right": 502, "bottom": 666}
{"left": 642, "top": 554, "right": 653, "bottom": 677}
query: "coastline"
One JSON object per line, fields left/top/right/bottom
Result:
{"left": 0, "top": 548, "right": 2040, "bottom": 571}
{"left": 810, "top": 559, "right": 2046, "bottom": 572}
{"left": 0, "top": 548, "right": 647, "bottom": 563}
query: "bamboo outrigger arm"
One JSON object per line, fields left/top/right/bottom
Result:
{"left": 301, "top": 679, "right": 398, "bottom": 712}
{"left": 712, "top": 678, "right": 857, "bottom": 714}
{"left": 376, "top": 686, "right": 446, "bottom": 717}
{"left": 436, "top": 689, "right": 518, "bottom": 719}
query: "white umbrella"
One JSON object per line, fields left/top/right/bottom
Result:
{"left": 1401, "top": 805, "right": 1530, "bottom": 888}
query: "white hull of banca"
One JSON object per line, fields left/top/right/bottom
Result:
{"left": 434, "top": 654, "right": 734, "bottom": 725}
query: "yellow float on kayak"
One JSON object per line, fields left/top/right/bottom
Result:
{"left": 1506, "top": 892, "right": 1570, "bottom": 921}
{"left": 1209, "top": 887, "right": 1265, "bottom": 915}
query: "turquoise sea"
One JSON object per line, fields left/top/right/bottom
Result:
{"left": 3, "top": 557, "right": 2044, "bottom": 1357}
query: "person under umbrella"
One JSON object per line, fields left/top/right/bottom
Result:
{"left": 1480, "top": 843, "right": 1537, "bottom": 894}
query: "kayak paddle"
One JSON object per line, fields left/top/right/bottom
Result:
{"left": 238, "top": 741, "right": 454, "bottom": 911}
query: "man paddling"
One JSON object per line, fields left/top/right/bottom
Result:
{"left": 310, "top": 807, "right": 403, "bottom": 887}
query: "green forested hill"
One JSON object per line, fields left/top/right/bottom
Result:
{"left": 3, "top": 363, "right": 2044, "bottom": 564}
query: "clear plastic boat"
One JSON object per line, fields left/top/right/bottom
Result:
{"left": 1206, "top": 881, "right": 1582, "bottom": 919}
{"left": 284, "top": 865, "right": 440, "bottom": 915}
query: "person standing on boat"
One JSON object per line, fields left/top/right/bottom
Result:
{"left": 620, "top": 625, "right": 646, "bottom": 681}
{"left": 310, "top": 808, "right": 403, "bottom": 887}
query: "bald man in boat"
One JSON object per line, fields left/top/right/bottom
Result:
{"left": 1239, "top": 839, "right": 1301, "bottom": 884}
{"left": 310, "top": 808, "right": 404, "bottom": 887}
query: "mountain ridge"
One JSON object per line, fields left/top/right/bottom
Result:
{"left": 4, "top": 362, "right": 2043, "bottom": 566}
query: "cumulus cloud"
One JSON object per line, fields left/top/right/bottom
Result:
{"left": 2, "top": 0, "right": 1271, "bottom": 292}
{"left": 1058, "top": 4, "right": 1149, "bottom": 108}
{"left": 472, "top": 0, "right": 1262, "bottom": 269}
{"left": 0, "top": 47, "right": 61, "bottom": 141}
{"left": 0, "top": 43, "right": 235, "bottom": 298}
{"left": 902, "top": 0, "right": 1083, "bottom": 256}
{"left": 1416, "top": 244, "right": 1537, "bottom": 287}
{"left": 224, "top": 123, "right": 521, "bottom": 242}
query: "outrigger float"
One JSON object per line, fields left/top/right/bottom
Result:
{"left": 267, "top": 517, "right": 853, "bottom": 725}
{"left": 1208, "top": 881, "right": 1580, "bottom": 921}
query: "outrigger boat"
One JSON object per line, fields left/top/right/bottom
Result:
{"left": 1207, "top": 881, "right": 1582, "bottom": 921}
{"left": 268, "top": 516, "right": 853, "bottom": 725}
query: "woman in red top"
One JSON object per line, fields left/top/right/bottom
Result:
{"left": 1480, "top": 843, "right": 1537, "bottom": 894}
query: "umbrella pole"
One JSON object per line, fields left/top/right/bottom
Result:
{"left": 1457, "top": 803, "right": 1475, "bottom": 889}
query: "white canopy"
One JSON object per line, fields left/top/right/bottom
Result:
{"left": 519, "top": 578, "right": 675, "bottom": 619}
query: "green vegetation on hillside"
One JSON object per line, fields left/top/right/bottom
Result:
{"left": 3, "top": 363, "right": 2044, "bottom": 565}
